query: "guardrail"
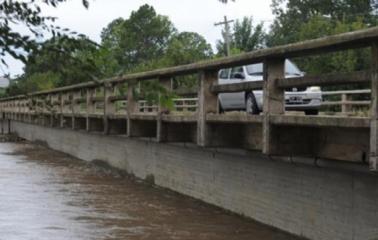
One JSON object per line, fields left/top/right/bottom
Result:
{"left": 322, "top": 89, "right": 371, "bottom": 113}
{"left": 2, "top": 27, "right": 378, "bottom": 170}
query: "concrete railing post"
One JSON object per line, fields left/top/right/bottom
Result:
{"left": 48, "top": 94, "right": 53, "bottom": 127}
{"left": 52, "top": 93, "right": 59, "bottom": 126}
{"left": 157, "top": 77, "right": 172, "bottom": 142}
{"left": 59, "top": 93, "right": 64, "bottom": 128}
{"left": 72, "top": 91, "right": 81, "bottom": 130}
{"left": 341, "top": 93, "right": 352, "bottom": 114}
{"left": 1, "top": 111, "right": 3, "bottom": 135}
{"left": 16, "top": 99, "right": 20, "bottom": 121}
{"left": 104, "top": 82, "right": 116, "bottom": 134}
{"left": 370, "top": 42, "right": 378, "bottom": 171}
{"left": 61, "top": 92, "right": 70, "bottom": 128}
{"left": 40, "top": 96, "right": 46, "bottom": 125}
{"left": 197, "top": 70, "right": 218, "bottom": 147}
{"left": 127, "top": 81, "right": 138, "bottom": 137}
{"left": 262, "top": 58, "right": 285, "bottom": 155}
{"left": 86, "top": 88, "right": 95, "bottom": 131}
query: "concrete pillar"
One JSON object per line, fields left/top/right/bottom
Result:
{"left": 59, "top": 93, "right": 64, "bottom": 128}
{"left": 86, "top": 88, "right": 95, "bottom": 131}
{"left": 48, "top": 94, "right": 53, "bottom": 127}
{"left": 7, "top": 118, "right": 10, "bottom": 134}
{"left": 104, "top": 82, "right": 116, "bottom": 134}
{"left": 40, "top": 96, "right": 46, "bottom": 125}
{"left": 127, "top": 81, "right": 138, "bottom": 137}
{"left": 16, "top": 99, "right": 20, "bottom": 121}
{"left": 370, "top": 42, "right": 378, "bottom": 171}
{"left": 72, "top": 91, "right": 81, "bottom": 130}
{"left": 197, "top": 70, "right": 218, "bottom": 147}
{"left": 1, "top": 112, "right": 4, "bottom": 134}
{"left": 60, "top": 92, "right": 71, "bottom": 128}
{"left": 262, "top": 58, "right": 285, "bottom": 155}
{"left": 341, "top": 93, "right": 352, "bottom": 114}
{"left": 157, "top": 77, "right": 172, "bottom": 142}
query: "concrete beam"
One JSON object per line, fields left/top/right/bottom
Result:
{"left": 271, "top": 115, "right": 370, "bottom": 128}
{"left": 211, "top": 81, "right": 263, "bottom": 93}
{"left": 278, "top": 70, "right": 371, "bottom": 88}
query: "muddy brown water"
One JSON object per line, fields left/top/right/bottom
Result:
{"left": 0, "top": 142, "right": 304, "bottom": 240}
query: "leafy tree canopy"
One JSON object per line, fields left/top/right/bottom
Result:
{"left": 268, "top": 0, "right": 378, "bottom": 46}
{"left": 216, "top": 17, "right": 265, "bottom": 56}
{"left": 6, "top": 36, "right": 103, "bottom": 95}
{"left": 101, "top": 4, "right": 176, "bottom": 73}
{"left": 0, "top": 0, "right": 89, "bottom": 66}
{"left": 6, "top": 4, "right": 214, "bottom": 97}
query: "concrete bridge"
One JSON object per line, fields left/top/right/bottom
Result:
{"left": 1, "top": 27, "right": 378, "bottom": 240}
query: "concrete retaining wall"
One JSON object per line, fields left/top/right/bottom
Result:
{"left": 9, "top": 120, "right": 378, "bottom": 240}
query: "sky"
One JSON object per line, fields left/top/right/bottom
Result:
{"left": 4, "top": 0, "right": 274, "bottom": 77}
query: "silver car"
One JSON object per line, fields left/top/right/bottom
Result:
{"left": 218, "top": 60, "right": 322, "bottom": 115}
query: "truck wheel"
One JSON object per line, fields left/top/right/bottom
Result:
{"left": 305, "top": 109, "right": 319, "bottom": 115}
{"left": 246, "top": 92, "right": 260, "bottom": 115}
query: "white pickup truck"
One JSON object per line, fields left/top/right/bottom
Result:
{"left": 218, "top": 60, "right": 322, "bottom": 115}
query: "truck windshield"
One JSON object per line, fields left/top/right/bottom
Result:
{"left": 246, "top": 60, "right": 302, "bottom": 76}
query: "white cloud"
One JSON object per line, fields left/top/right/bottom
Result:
{"left": 5, "top": 0, "right": 273, "bottom": 76}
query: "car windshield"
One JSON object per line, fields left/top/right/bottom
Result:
{"left": 246, "top": 60, "right": 302, "bottom": 76}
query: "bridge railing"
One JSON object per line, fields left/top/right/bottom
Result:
{"left": 322, "top": 89, "right": 370, "bottom": 114}
{"left": 2, "top": 27, "right": 378, "bottom": 170}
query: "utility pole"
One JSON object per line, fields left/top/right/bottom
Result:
{"left": 215, "top": 16, "right": 234, "bottom": 56}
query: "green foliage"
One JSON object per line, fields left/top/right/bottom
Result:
{"left": 216, "top": 17, "right": 265, "bottom": 56}
{"left": 233, "top": 17, "right": 265, "bottom": 52}
{"left": 268, "top": 0, "right": 378, "bottom": 46}
{"left": 165, "top": 32, "right": 213, "bottom": 66}
{"left": 0, "top": 0, "right": 89, "bottom": 67}
{"left": 266, "top": 0, "right": 377, "bottom": 83}
{"left": 5, "top": 36, "right": 108, "bottom": 96}
{"left": 101, "top": 4, "right": 176, "bottom": 73}
{"left": 6, "top": 71, "right": 59, "bottom": 95}
{"left": 294, "top": 16, "right": 370, "bottom": 75}
{"left": 26, "top": 37, "right": 101, "bottom": 85}
{"left": 164, "top": 32, "right": 213, "bottom": 90}
{"left": 4, "top": 3, "right": 214, "bottom": 110}
{"left": 100, "top": 5, "right": 213, "bottom": 99}
{"left": 140, "top": 81, "right": 176, "bottom": 110}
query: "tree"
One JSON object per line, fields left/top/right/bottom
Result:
{"left": 216, "top": 17, "right": 265, "bottom": 56}
{"left": 164, "top": 32, "right": 213, "bottom": 90}
{"left": 268, "top": 0, "right": 378, "bottom": 46}
{"left": 101, "top": 4, "right": 176, "bottom": 73}
{"left": 0, "top": 0, "right": 89, "bottom": 67}
{"left": 7, "top": 71, "right": 60, "bottom": 96}
{"left": 165, "top": 32, "right": 213, "bottom": 66}
{"left": 5, "top": 36, "right": 105, "bottom": 96}
{"left": 266, "top": 0, "right": 376, "bottom": 91}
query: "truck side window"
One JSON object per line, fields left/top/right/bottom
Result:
{"left": 219, "top": 69, "right": 230, "bottom": 79}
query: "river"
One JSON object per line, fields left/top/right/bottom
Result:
{"left": 0, "top": 142, "right": 303, "bottom": 240}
